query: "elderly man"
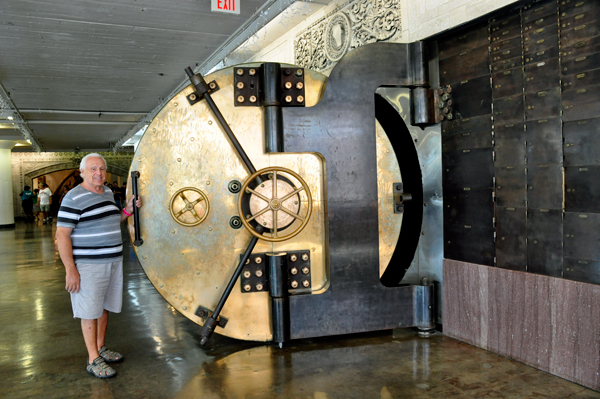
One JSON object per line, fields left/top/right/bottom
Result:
{"left": 56, "top": 153, "right": 141, "bottom": 379}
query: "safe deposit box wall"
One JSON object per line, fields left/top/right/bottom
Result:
{"left": 438, "top": 0, "right": 600, "bottom": 285}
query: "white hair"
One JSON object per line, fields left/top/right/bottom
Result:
{"left": 80, "top": 153, "right": 107, "bottom": 171}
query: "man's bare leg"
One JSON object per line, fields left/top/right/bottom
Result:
{"left": 96, "top": 310, "right": 109, "bottom": 350}
{"left": 81, "top": 319, "right": 101, "bottom": 361}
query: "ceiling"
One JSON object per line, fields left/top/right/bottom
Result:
{"left": 0, "top": 0, "right": 331, "bottom": 152}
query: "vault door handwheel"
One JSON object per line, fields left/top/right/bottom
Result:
{"left": 238, "top": 167, "right": 312, "bottom": 242}
{"left": 169, "top": 187, "right": 210, "bottom": 227}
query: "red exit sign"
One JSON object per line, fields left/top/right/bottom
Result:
{"left": 211, "top": 0, "right": 239, "bottom": 14}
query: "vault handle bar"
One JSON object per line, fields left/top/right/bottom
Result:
{"left": 130, "top": 171, "right": 143, "bottom": 247}
{"left": 199, "top": 233, "right": 261, "bottom": 345}
{"left": 185, "top": 67, "right": 258, "bottom": 176}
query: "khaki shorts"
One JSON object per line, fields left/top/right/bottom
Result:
{"left": 70, "top": 260, "right": 123, "bottom": 319}
{"left": 40, "top": 204, "right": 50, "bottom": 212}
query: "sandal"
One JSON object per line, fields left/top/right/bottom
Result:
{"left": 86, "top": 357, "right": 116, "bottom": 378}
{"left": 99, "top": 346, "right": 124, "bottom": 363}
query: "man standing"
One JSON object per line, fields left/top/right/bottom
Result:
{"left": 38, "top": 183, "right": 52, "bottom": 224}
{"left": 56, "top": 153, "right": 141, "bottom": 379}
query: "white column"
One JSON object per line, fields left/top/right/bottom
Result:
{"left": 0, "top": 141, "right": 16, "bottom": 227}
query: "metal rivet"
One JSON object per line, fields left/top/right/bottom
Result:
{"left": 290, "top": 254, "right": 297, "bottom": 262}
{"left": 206, "top": 181, "right": 210, "bottom": 185}
{"left": 302, "top": 267, "right": 309, "bottom": 274}
{"left": 143, "top": 256, "right": 147, "bottom": 259}
{"left": 297, "top": 95, "right": 304, "bottom": 103}
{"left": 208, "top": 120, "right": 213, "bottom": 125}
{"left": 243, "top": 270, "right": 251, "bottom": 278}
{"left": 285, "top": 95, "right": 292, "bottom": 103}
{"left": 196, "top": 271, "right": 200, "bottom": 275}
{"left": 189, "top": 94, "right": 197, "bottom": 101}
{"left": 177, "top": 158, "right": 181, "bottom": 162}
{"left": 256, "top": 283, "right": 263, "bottom": 291}
{"left": 285, "top": 82, "right": 292, "bottom": 89}
{"left": 244, "top": 284, "right": 251, "bottom": 291}
{"left": 296, "top": 82, "right": 304, "bottom": 90}
{"left": 249, "top": 69, "right": 256, "bottom": 76}
{"left": 295, "top": 69, "right": 303, "bottom": 76}
{"left": 245, "top": 259, "right": 250, "bottom": 265}
{"left": 209, "top": 82, "right": 216, "bottom": 89}
{"left": 190, "top": 137, "right": 195, "bottom": 141}
{"left": 249, "top": 95, "right": 257, "bottom": 103}
{"left": 237, "top": 69, "right": 244, "bottom": 76}
{"left": 174, "top": 102, "right": 178, "bottom": 107}
{"left": 237, "top": 95, "right": 245, "bottom": 103}
{"left": 171, "top": 229, "right": 176, "bottom": 234}
{"left": 183, "top": 306, "right": 187, "bottom": 310}
{"left": 255, "top": 270, "right": 263, "bottom": 277}
{"left": 255, "top": 257, "right": 262, "bottom": 264}
{"left": 291, "top": 267, "right": 298, "bottom": 275}
{"left": 237, "top": 82, "right": 244, "bottom": 89}
{"left": 159, "top": 284, "right": 164, "bottom": 288}
{"left": 302, "top": 253, "right": 309, "bottom": 261}
{"left": 302, "top": 280, "right": 310, "bottom": 288}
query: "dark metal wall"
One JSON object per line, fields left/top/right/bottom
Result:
{"left": 437, "top": 0, "right": 600, "bottom": 284}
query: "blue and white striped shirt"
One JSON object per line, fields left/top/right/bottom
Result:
{"left": 57, "top": 185, "right": 123, "bottom": 263}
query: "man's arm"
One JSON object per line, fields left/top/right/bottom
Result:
{"left": 55, "top": 226, "right": 80, "bottom": 293}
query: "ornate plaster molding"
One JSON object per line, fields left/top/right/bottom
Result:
{"left": 294, "top": 0, "right": 401, "bottom": 74}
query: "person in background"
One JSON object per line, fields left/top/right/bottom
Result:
{"left": 39, "top": 183, "right": 53, "bottom": 224}
{"left": 56, "top": 153, "right": 142, "bottom": 379}
{"left": 112, "top": 181, "right": 121, "bottom": 208}
{"left": 20, "top": 185, "right": 34, "bottom": 223}
{"left": 59, "top": 187, "right": 70, "bottom": 206}
{"left": 120, "top": 182, "right": 127, "bottom": 209}
{"left": 32, "top": 188, "right": 41, "bottom": 221}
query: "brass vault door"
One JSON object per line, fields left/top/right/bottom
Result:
{"left": 128, "top": 43, "right": 434, "bottom": 342}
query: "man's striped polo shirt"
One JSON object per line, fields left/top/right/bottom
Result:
{"left": 57, "top": 185, "right": 123, "bottom": 263}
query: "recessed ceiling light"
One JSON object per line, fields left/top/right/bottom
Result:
{"left": 7, "top": 116, "right": 13, "bottom": 120}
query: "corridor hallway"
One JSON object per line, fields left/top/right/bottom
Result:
{"left": 1, "top": 221, "right": 598, "bottom": 399}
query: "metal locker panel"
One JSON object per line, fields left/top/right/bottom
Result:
{"left": 523, "top": 0, "right": 558, "bottom": 21}
{"left": 490, "top": 14, "right": 522, "bottom": 42}
{"left": 527, "top": 163, "right": 563, "bottom": 210}
{"left": 491, "top": 46, "right": 523, "bottom": 64}
{"left": 526, "top": 118, "right": 562, "bottom": 165}
{"left": 564, "top": 212, "right": 600, "bottom": 261}
{"left": 495, "top": 206, "right": 527, "bottom": 271}
{"left": 492, "top": 67, "right": 524, "bottom": 98}
{"left": 524, "top": 46, "right": 560, "bottom": 65}
{"left": 496, "top": 165, "right": 527, "bottom": 208}
{"left": 442, "top": 130, "right": 492, "bottom": 153}
{"left": 561, "top": 7, "right": 600, "bottom": 31}
{"left": 495, "top": 123, "right": 526, "bottom": 166}
{"left": 524, "top": 58, "right": 560, "bottom": 93}
{"left": 493, "top": 93, "right": 524, "bottom": 123}
{"left": 438, "top": 24, "right": 490, "bottom": 60}
{"left": 442, "top": 114, "right": 492, "bottom": 135}
{"left": 492, "top": 56, "right": 523, "bottom": 72}
{"left": 561, "top": 22, "right": 600, "bottom": 47}
{"left": 450, "top": 75, "right": 492, "bottom": 118}
{"left": 561, "top": 51, "right": 600, "bottom": 76}
{"left": 444, "top": 223, "right": 495, "bottom": 266}
{"left": 560, "top": 0, "right": 600, "bottom": 18}
{"left": 562, "top": 85, "right": 600, "bottom": 121}
{"left": 565, "top": 166, "right": 600, "bottom": 213}
{"left": 525, "top": 87, "right": 561, "bottom": 120}
{"left": 440, "top": 45, "right": 490, "bottom": 86}
{"left": 564, "top": 118, "right": 600, "bottom": 166}
{"left": 442, "top": 148, "right": 495, "bottom": 190}
{"left": 524, "top": 36, "right": 559, "bottom": 54}
{"left": 523, "top": 24, "right": 559, "bottom": 44}
{"left": 561, "top": 68, "right": 600, "bottom": 91}
{"left": 523, "top": 13, "right": 558, "bottom": 32}
{"left": 561, "top": 34, "right": 600, "bottom": 59}
{"left": 564, "top": 258, "right": 600, "bottom": 285}
{"left": 527, "top": 208, "right": 563, "bottom": 277}
{"left": 491, "top": 36, "right": 521, "bottom": 53}
{"left": 443, "top": 187, "right": 494, "bottom": 227}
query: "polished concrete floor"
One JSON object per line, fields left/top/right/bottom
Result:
{"left": 1, "top": 219, "right": 599, "bottom": 399}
